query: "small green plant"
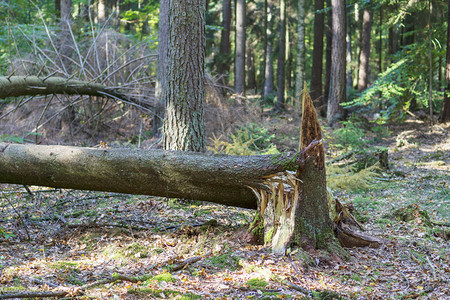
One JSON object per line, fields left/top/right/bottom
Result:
{"left": 146, "top": 272, "right": 177, "bottom": 283}
{"left": 0, "top": 132, "right": 43, "bottom": 143}
{"left": 0, "top": 228, "right": 15, "bottom": 240}
{"left": 246, "top": 278, "right": 268, "bottom": 289}
{"left": 331, "top": 120, "right": 367, "bottom": 150}
{"left": 207, "top": 123, "right": 279, "bottom": 155}
{"left": 204, "top": 252, "right": 241, "bottom": 271}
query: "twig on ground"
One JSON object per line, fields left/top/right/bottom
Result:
{"left": 0, "top": 273, "right": 145, "bottom": 299}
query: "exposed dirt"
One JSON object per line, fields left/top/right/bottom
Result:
{"left": 0, "top": 117, "right": 449, "bottom": 299}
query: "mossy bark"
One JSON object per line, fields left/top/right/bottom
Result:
{"left": 0, "top": 142, "right": 317, "bottom": 210}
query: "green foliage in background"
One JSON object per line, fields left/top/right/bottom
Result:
{"left": 208, "top": 123, "right": 279, "bottom": 155}
{"left": 343, "top": 28, "right": 446, "bottom": 123}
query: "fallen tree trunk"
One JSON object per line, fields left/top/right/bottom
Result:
{"left": 0, "top": 76, "right": 151, "bottom": 110}
{"left": 0, "top": 141, "right": 318, "bottom": 209}
{"left": 0, "top": 90, "right": 380, "bottom": 252}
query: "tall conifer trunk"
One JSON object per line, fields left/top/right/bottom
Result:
{"left": 153, "top": 0, "right": 169, "bottom": 137}
{"left": 235, "top": 0, "right": 246, "bottom": 96}
{"left": 218, "top": 0, "right": 232, "bottom": 78}
{"left": 276, "top": 0, "right": 286, "bottom": 110}
{"left": 357, "top": 3, "right": 373, "bottom": 92}
{"left": 264, "top": 0, "right": 274, "bottom": 97}
{"left": 310, "top": 0, "right": 324, "bottom": 104}
{"left": 162, "top": 0, "right": 206, "bottom": 152}
{"left": 441, "top": 0, "right": 450, "bottom": 123}
{"left": 295, "top": 0, "right": 306, "bottom": 108}
{"left": 327, "top": 0, "right": 346, "bottom": 125}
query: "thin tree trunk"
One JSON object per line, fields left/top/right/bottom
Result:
{"left": 264, "top": 0, "right": 274, "bottom": 97}
{"left": 295, "top": 0, "right": 306, "bottom": 109}
{"left": 327, "top": 0, "right": 346, "bottom": 125}
{"left": 162, "top": 0, "right": 206, "bottom": 152}
{"left": 60, "top": 0, "right": 73, "bottom": 75}
{"left": 217, "top": 0, "right": 232, "bottom": 78}
{"left": 246, "top": 40, "right": 256, "bottom": 91}
{"left": 276, "top": 0, "right": 286, "bottom": 110}
{"left": 378, "top": 7, "right": 382, "bottom": 74}
{"left": 357, "top": 4, "right": 373, "bottom": 92}
{"left": 346, "top": 14, "right": 352, "bottom": 93}
{"left": 153, "top": 0, "right": 169, "bottom": 137}
{"left": 323, "top": 0, "right": 332, "bottom": 107}
{"left": 55, "top": 0, "right": 61, "bottom": 20}
{"left": 98, "top": 0, "right": 106, "bottom": 24}
{"left": 310, "top": 0, "right": 325, "bottom": 104}
{"left": 428, "top": 0, "right": 433, "bottom": 123}
{"left": 235, "top": 0, "right": 246, "bottom": 96}
{"left": 441, "top": 0, "right": 450, "bottom": 123}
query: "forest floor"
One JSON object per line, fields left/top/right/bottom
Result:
{"left": 0, "top": 115, "right": 449, "bottom": 299}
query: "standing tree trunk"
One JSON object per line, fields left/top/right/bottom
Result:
{"left": 247, "top": 40, "right": 257, "bottom": 92}
{"left": 357, "top": 3, "right": 373, "bottom": 92}
{"left": 346, "top": 13, "right": 352, "bottom": 92}
{"left": 59, "top": 0, "right": 73, "bottom": 75}
{"left": 162, "top": 0, "right": 206, "bottom": 152}
{"left": 441, "top": 0, "right": 450, "bottom": 123}
{"left": 235, "top": 0, "right": 246, "bottom": 96}
{"left": 55, "top": 0, "right": 61, "bottom": 20}
{"left": 276, "top": 0, "right": 286, "bottom": 110}
{"left": 295, "top": 0, "right": 306, "bottom": 109}
{"left": 310, "top": 0, "right": 325, "bottom": 104}
{"left": 327, "top": 0, "right": 346, "bottom": 125}
{"left": 264, "top": 0, "right": 274, "bottom": 97}
{"left": 217, "top": 0, "right": 232, "bottom": 79}
{"left": 323, "top": 0, "right": 332, "bottom": 108}
{"left": 98, "top": 0, "right": 107, "bottom": 24}
{"left": 153, "top": 0, "right": 169, "bottom": 137}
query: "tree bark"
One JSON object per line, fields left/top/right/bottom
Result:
{"left": 217, "top": 0, "right": 232, "bottom": 78}
{"left": 0, "top": 142, "right": 318, "bottom": 210}
{"left": 357, "top": 4, "right": 373, "bottom": 92}
{"left": 327, "top": 0, "right": 346, "bottom": 125}
{"left": 441, "top": 0, "right": 450, "bottom": 123}
{"left": 59, "top": 0, "right": 73, "bottom": 75}
{"left": 310, "top": 0, "right": 324, "bottom": 104}
{"left": 323, "top": 0, "right": 332, "bottom": 107}
{"left": 162, "top": 0, "right": 206, "bottom": 152}
{"left": 98, "top": 0, "right": 107, "bottom": 24}
{"left": 246, "top": 40, "right": 256, "bottom": 91}
{"left": 276, "top": 0, "right": 286, "bottom": 110}
{"left": 235, "top": 0, "right": 246, "bottom": 96}
{"left": 153, "top": 0, "right": 169, "bottom": 137}
{"left": 249, "top": 91, "right": 339, "bottom": 254}
{"left": 264, "top": 0, "right": 274, "bottom": 98}
{"left": 0, "top": 76, "right": 151, "bottom": 111}
{"left": 295, "top": 0, "right": 306, "bottom": 108}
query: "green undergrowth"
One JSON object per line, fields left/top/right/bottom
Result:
{"left": 128, "top": 287, "right": 201, "bottom": 299}
{"left": 327, "top": 164, "right": 381, "bottom": 192}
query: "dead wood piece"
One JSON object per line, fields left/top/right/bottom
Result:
{"left": 170, "top": 256, "right": 203, "bottom": 272}
{"left": 0, "top": 290, "right": 70, "bottom": 299}
{"left": 0, "top": 141, "right": 319, "bottom": 209}
{"left": 0, "top": 273, "right": 144, "bottom": 299}
{"left": 335, "top": 223, "right": 382, "bottom": 248}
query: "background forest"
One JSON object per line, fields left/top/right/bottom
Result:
{"left": 0, "top": 0, "right": 449, "bottom": 299}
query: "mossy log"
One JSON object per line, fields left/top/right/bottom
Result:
{"left": 0, "top": 141, "right": 319, "bottom": 210}
{"left": 0, "top": 88, "right": 380, "bottom": 252}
